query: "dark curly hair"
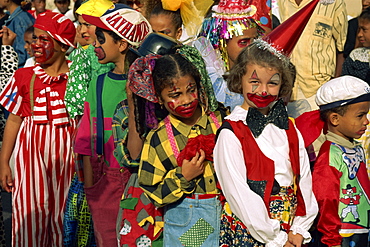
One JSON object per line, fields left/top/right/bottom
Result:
{"left": 227, "top": 42, "right": 296, "bottom": 98}
{"left": 152, "top": 53, "right": 201, "bottom": 98}
{"left": 150, "top": 3, "right": 182, "bottom": 31}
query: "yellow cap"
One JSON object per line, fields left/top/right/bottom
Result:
{"left": 76, "top": 0, "right": 114, "bottom": 17}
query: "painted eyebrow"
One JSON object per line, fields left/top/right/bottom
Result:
{"left": 168, "top": 86, "right": 179, "bottom": 93}
{"left": 186, "top": 82, "right": 196, "bottom": 89}
{"left": 270, "top": 73, "right": 280, "bottom": 82}
{"left": 250, "top": 70, "right": 258, "bottom": 80}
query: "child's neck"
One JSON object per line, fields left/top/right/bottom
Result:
{"left": 111, "top": 55, "right": 126, "bottom": 75}
{"left": 41, "top": 57, "right": 69, "bottom": 76}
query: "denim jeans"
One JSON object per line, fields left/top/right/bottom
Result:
{"left": 163, "top": 195, "right": 221, "bottom": 247}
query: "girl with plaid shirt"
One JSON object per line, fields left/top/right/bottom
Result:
{"left": 137, "top": 48, "right": 225, "bottom": 247}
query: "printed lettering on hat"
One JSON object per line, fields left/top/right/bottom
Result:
{"left": 104, "top": 11, "right": 150, "bottom": 44}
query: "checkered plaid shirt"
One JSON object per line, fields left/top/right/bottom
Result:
{"left": 139, "top": 109, "right": 225, "bottom": 208}
{"left": 112, "top": 99, "right": 140, "bottom": 168}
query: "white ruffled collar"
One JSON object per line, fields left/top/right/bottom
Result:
{"left": 32, "top": 60, "right": 72, "bottom": 85}
{"left": 225, "top": 105, "right": 248, "bottom": 125}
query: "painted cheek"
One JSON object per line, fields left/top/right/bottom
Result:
{"left": 32, "top": 35, "right": 55, "bottom": 63}
{"left": 190, "top": 92, "right": 198, "bottom": 99}
{"left": 167, "top": 101, "right": 177, "bottom": 112}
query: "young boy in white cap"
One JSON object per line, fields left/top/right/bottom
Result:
{"left": 298, "top": 75, "right": 370, "bottom": 246}
{"left": 74, "top": 4, "right": 151, "bottom": 246}
{"left": 0, "top": 12, "right": 76, "bottom": 246}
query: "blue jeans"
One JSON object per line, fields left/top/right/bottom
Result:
{"left": 163, "top": 195, "right": 221, "bottom": 247}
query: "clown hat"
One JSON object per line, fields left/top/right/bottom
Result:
{"left": 83, "top": 4, "right": 152, "bottom": 47}
{"left": 76, "top": 0, "right": 114, "bottom": 17}
{"left": 34, "top": 12, "right": 76, "bottom": 48}
{"left": 255, "top": 0, "right": 334, "bottom": 62}
{"left": 199, "top": 0, "right": 268, "bottom": 70}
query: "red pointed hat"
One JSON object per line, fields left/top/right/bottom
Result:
{"left": 255, "top": 0, "right": 334, "bottom": 60}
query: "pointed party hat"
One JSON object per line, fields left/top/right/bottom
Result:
{"left": 199, "top": 0, "right": 268, "bottom": 70}
{"left": 255, "top": 0, "right": 334, "bottom": 62}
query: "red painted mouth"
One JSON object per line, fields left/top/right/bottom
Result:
{"left": 247, "top": 93, "right": 278, "bottom": 108}
{"left": 94, "top": 47, "right": 105, "bottom": 60}
{"left": 174, "top": 100, "right": 199, "bottom": 118}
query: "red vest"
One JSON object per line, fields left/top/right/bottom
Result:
{"left": 225, "top": 119, "right": 307, "bottom": 216}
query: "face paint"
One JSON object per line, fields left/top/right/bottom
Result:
{"left": 270, "top": 73, "right": 280, "bottom": 82}
{"left": 168, "top": 99, "right": 199, "bottom": 118}
{"left": 247, "top": 93, "right": 278, "bottom": 108}
{"left": 95, "top": 29, "right": 106, "bottom": 45}
{"left": 31, "top": 34, "right": 55, "bottom": 63}
{"left": 94, "top": 47, "right": 106, "bottom": 60}
{"left": 251, "top": 70, "right": 258, "bottom": 79}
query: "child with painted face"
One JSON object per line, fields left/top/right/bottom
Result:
{"left": 74, "top": 4, "right": 151, "bottom": 246}
{"left": 62, "top": 0, "right": 115, "bottom": 246}
{"left": 0, "top": 12, "right": 76, "bottom": 246}
{"left": 138, "top": 49, "right": 225, "bottom": 247}
{"left": 214, "top": 42, "right": 318, "bottom": 247}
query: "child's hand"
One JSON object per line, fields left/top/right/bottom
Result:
{"left": 181, "top": 149, "right": 205, "bottom": 181}
{"left": 0, "top": 26, "right": 17, "bottom": 46}
{"left": 0, "top": 163, "right": 13, "bottom": 192}
{"left": 285, "top": 231, "right": 303, "bottom": 247}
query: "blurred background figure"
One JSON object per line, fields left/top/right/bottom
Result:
{"left": 0, "top": 0, "right": 34, "bottom": 68}
{"left": 28, "top": 0, "right": 51, "bottom": 19}
{"left": 52, "top": 0, "right": 75, "bottom": 21}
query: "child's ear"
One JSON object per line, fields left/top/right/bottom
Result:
{"left": 60, "top": 44, "right": 69, "bottom": 53}
{"left": 328, "top": 112, "right": 340, "bottom": 126}
{"left": 119, "top": 40, "right": 128, "bottom": 53}
{"left": 175, "top": 27, "right": 183, "bottom": 40}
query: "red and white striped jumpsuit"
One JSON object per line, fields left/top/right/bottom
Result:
{"left": 0, "top": 64, "right": 75, "bottom": 246}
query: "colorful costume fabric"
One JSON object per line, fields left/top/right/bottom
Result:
{"left": 342, "top": 47, "right": 370, "bottom": 84}
{"left": 0, "top": 45, "right": 18, "bottom": 140}
{"left": 63, "top": 44, "right": 114, "bottom": 247}
{"left": 112, "top": 99, "right": 163, "bottom": 247}
{"left": 139, "top": 109, "right": 225, "bottom": 247}
{"left": 0, "top": 63, "right": 75, "bottom": 247}
{"left": 74, "top": 72, "right": 131, "bottom": 247}
{"left": 313, "top": 131, "right": 370, "bottom": 246}
{"left": 65, "top": 44, "right": 114, "bottom": 118}
{"left": 214, "top": 106, "right": 318, "bottom": 246}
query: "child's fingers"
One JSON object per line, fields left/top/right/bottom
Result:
{"left": 1, "top": 175, "right": 12, "bottom": 193}
{"left": 190, "top": 151, "right": 200, "bottom": 163}
{"left": 198, "top": 149, "right": 206, "bottom": 163}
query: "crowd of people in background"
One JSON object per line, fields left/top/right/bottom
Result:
{"left": 0, "top": 0, "right": 369, "bottom": 246}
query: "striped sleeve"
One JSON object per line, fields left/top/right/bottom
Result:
{"left": 0, "top": 74, "right": 23, "bottom": 115}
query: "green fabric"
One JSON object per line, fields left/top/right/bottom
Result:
{"left": 120, "top": 198, "right": 139, "bottom": 210}
{"left": 328, "top": 142, "right": 369, "bottom": 228}
{"left": 66, "top": 44, "right": 114, "bottom": 118}
{"left": 179, "top": 218, "right": 214, "bottom": 247}
{"left": 178, "top": 45, "right": 218, "bottom": 113}
{"left": 87, "top": 73, "right": 127, "bottom": 149}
